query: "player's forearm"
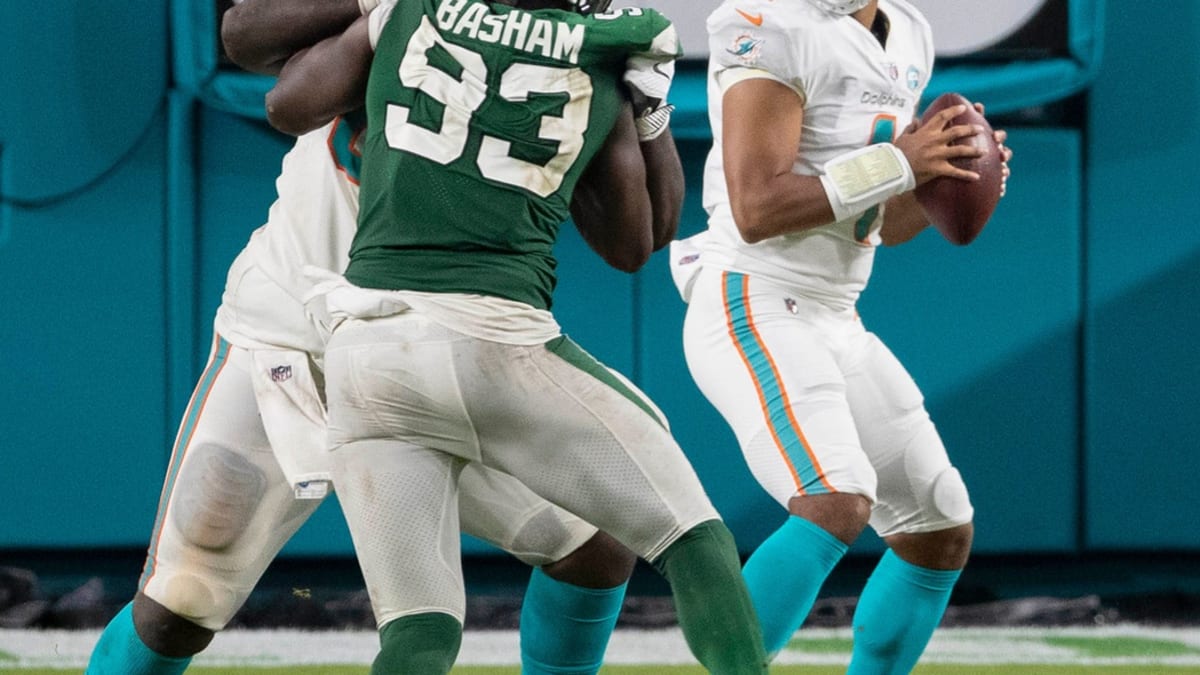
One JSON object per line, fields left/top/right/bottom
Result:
{"left": 222, "top": 0, "right": 363, "bottom": 75}
{"left": 729, "top": 173, "right": 837, "bottom": 244}
{"left": 265, "top": 17, "right": 371, "bottom": 136}
{"left": 570, "top": 105, "right": 655, "bottom": 273}
{"left": 571, "top": 185, "right": 654, "bottom": 273}
{"left": 639, "top": 128, "right": 684, "bottom": 251}
{"left": 880, "top": 191, "right": 930, "bottom": 246}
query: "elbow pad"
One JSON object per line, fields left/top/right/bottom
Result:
{"left": 819, "top": 143, "right": 915, "bottom": 223}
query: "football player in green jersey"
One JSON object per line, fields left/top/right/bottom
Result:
{"left": 87, "top": 0, "right": 683, "bottom": 672}
{"left": 265, "top": 0, "right": 769, "bottom": 672}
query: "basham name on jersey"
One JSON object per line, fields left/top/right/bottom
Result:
{"left": 435, "top": 0, "right": 585, "bottom": 64}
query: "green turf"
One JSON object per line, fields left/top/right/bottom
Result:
{"left": 784, "top": 635, "right": 855, "bottom": 652}
{"left": 6, "top": 666, "right": 1200, "bottom": 675}
{"left": 781, "top": 633, "right": 1200, "bottom": 660}
{"left": 927, "top": 668, "right": 1200, "bottom": 675}
{"left": 590, "top": 662, "right": 1190, "bottom": 667}
{"left": 1044, "top": 635, "right": 1200, "bottom": 657}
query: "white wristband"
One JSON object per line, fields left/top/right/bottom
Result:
{"left": 819, "top": 143, "right": 915, "bottom": 223}
{"left": 358, "top": 0, "right": 381, "bottom": 14}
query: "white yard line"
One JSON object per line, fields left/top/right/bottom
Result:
{"left": 1, "top": 626, "right": 1199, "bottom": 669}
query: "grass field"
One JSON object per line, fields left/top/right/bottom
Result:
{"left": 4, "top": 626, "right": 1200, "bottom": 674}
{"left": 5, "top": 666, "right": 1200, "bottom": 674}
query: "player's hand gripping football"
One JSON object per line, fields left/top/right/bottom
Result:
{"left": 894, "top": 104, "right": 987, "bottom": 186}
{"left": 907, "top": 96, "right": 1009, "bottom": 245}
{"left": 974, "top": 102, "right": 1013, "bottom": 197}
{"left": 623, "top": 54, "right": 676, "bottom": 141}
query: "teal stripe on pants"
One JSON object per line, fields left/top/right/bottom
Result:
{"left": 721, "top": 272, "right": 828, "bottom": 495}
{"left": 139, "top": 335, "right": 232, "bottom": 589}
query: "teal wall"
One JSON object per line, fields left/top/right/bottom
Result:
{"left": 2, "top": 0, "right": 1195, "bottom": 559}
{"left": 1083, "top": 2, "right": 1200, "bottom": 550}
{"left": 1, "top": 1, "right": 171, "bottom": 548}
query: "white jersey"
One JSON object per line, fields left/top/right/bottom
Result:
{"left": 214, "top": 116, "right": 363, "bottom": 355}
{"left": 701, "top": 0, "right": 933, "bottom": 309}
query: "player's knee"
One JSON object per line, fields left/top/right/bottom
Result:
{"left": 880, "top": 467, "right": 974, "bottom": 569}
{"left": 788, "top": 491, "right": 872, "bottom": 545}
{"left": 787, "top": 452, "right": 876, "bottom": 544}
{"left": 929, "top": 466, "right": 973, "bottom": 527}
{"left": 507, "top": 506, "right": 592, "bottom": 568}
{"left": 132, "top": 591, "right": 216, "bottom": 658}
{"left": 541, "top": 530, "right": 636, "bottom": 589}
{"left": 171, "top": 444, "right": 267, "bottom": 550}
{"left": 937, "top": 521, "right": 974, "bottom": 563}
{"left": 146, "top": 570, "right": 239, "bottom": 633}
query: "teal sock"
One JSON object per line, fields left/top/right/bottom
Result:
{"left": 848, "top": 549, "right": 962, "bottom": 675}
{"left": 654, "top": 520, "right": 768, "bottom": 674}
{"left": 84, "top": 602, "right": 192, "bottom": 675}
{"left": 372, "top": 611, "right": 462, "bottom": 675}
{"left": 519, "top": 567, "right": 626, "bottom": 674}
{"left": 743, "top": 515, "right": 848, "bottom": 657}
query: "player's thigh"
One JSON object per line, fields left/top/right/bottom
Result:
{"left": 324, "top": 315, "right": 710, "bottom": 562}
{"left": 458, "top": 462, "right": 597, "bottom": 567}
{"left": 324, "top": 317, "right": 473, "bottom": 624}
{"left": 843, "top": 333, "right": 973, "bottom": 536}
{"left": 141, "top": 337, "right": 322, "bottom": 631}
{"left": 331, "top": 438, "right": 468, "bottom": 626}
{"left": 682, "top": 269, "right": 876, "bottom": 505}
{"left": 466, "top": 336, "right": 719, "bottom": 562}
{"left": 324, "top": 314, "right": 479, "bottom": 458}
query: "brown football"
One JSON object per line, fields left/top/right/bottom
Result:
{"left": 913, "top": 92, "right": 1004, "bottom": 246}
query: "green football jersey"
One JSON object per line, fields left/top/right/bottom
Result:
{"left": 347, "top": 0, "right": 679, "bottom": 309}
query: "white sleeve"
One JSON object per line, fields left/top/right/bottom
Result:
{"left": 908, "top": 7, "right": 936, "bottom": 105}
{"left": 714, "top": 67, "right": 801, "bottom": 103}
{"left": 706, "top": 4, "right": 815, "bottom": 103}
{"left": 368, "top": 0, "right": 399, "bottom": 50}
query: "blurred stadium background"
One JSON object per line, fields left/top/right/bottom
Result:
{"left": 2, "top": 0, "right": 1199, "bottom": 667}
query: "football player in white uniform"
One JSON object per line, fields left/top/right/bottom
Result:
{"left": 83, "top": 1, "right": 682, "bottom": 673}
{"left": 675, "top": 0, "right": 1011, "bottom": 671}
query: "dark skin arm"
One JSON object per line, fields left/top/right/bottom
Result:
{"left": 879, "top": 192, "right": 928, "bottom": 246}
{"left": 639, "top": 126, "right": 684, "bottom": 251}
{"left": 571, "top": 109, "right": 684, "bottom": 271}
{"left": 221, "top": 0, "right": 362, "bottom": 75}
{"left": 723, "top": 77, "right": 983, "bottom": 244}
{"left": 570, "top": 108, "right": 652, "bottom": 272}
{"left": 265, "top": 14, "right": 372, "bottom": 135}
{"left": 722, "top": 78, "right": 833, "bottom": 243}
